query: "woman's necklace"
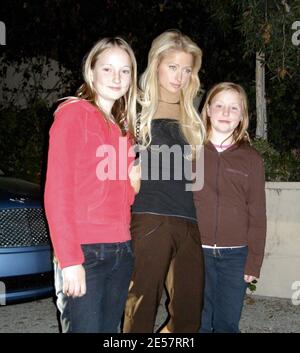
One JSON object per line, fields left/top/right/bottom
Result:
{"left": 158, "top": 99, "right": 180, "bottom": 105}
{"left": 212, "top": 143, "right": 233, "bottom": 148}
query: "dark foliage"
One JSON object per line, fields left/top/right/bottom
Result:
{"left": 0, "top": 0, "right": 299, "bottom": 182}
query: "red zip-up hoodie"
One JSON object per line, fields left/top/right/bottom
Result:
{"left": 44, "top": 99, "right": 135, "bottom": 269}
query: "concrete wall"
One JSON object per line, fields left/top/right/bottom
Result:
{"left": 253, "top": 182, "right": 300, "bottom": 299}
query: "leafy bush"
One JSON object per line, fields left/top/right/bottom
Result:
{"left": 252, "top": 138, "right": 300, "bottom": 182}
{"left": 0, "top": 100, "right": 53, "bottom": 184}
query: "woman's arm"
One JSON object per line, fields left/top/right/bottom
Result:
{"left": 44, "top": 101, "right": 85, "bottom": 269}
{"left": 245, "top": 152, "right": 267, "bottom": 278}
{"left": 129, "top": 162, "right": 141, "bottom": 194}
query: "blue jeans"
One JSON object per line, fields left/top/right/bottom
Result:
{"left": 200, "top": 246, "right": 248, "bottom": 333}
{"left": 54, "top": 241, "right": 134, "bottom": 333}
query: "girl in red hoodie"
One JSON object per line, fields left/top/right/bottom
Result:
{"left": 193, "top": 82, "right": 266, "bottom": 333}
{"left": 44, "top": 37, "right": 139, "bottom": 333}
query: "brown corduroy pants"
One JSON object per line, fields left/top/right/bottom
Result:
{"left": 123, "top": 213, "right": 204, "bottom": 333}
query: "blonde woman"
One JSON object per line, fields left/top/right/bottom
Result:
{"left": 44, "top": 37, "right": 138, "bottom": 333}
{"left": 124, "top": 30, "right": 205, "bottom": 333}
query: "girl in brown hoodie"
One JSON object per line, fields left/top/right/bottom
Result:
{"left": 193, "top": 82, "right": 267, "bottom": 333}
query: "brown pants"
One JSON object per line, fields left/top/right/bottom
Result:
{"left": 123, "top": 213, "right": 204, "bottom": 333}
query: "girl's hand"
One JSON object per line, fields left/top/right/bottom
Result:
{"left": 129, "top": 163, "right": 141, "bottom": 194}
{"left": 62, "top": 264, "right": 86, "bottom": 298}
{"left": 244, "top": 274, "right": 256, "bottom": 283}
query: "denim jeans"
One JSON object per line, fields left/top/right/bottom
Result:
{"left": 54, "top": 241, "right": 134, "bottom": 333}
{"left": 200, "top": 246, "right": 248, "bottom": 333}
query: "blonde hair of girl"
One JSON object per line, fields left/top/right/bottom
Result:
{"left": 137, "top": 30, "right": 205, "bottom": 159}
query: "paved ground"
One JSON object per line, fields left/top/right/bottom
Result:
{"left": 0, "top": 292, "right": 299, "bottom": 333}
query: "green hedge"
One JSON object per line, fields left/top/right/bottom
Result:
{"left": 252, "top": 138, "right": 300, "bottom": 182}
{"left": 0, "top": 101, "right": 53, "bottom": 184}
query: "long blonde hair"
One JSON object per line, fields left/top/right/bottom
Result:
{"left": 137, "top": 30, "right": 205, "bottom": 159}
{"left": 201, "top": 82, "right": 250, "bottom": 145}
{"left": 76, "top": 37, "right": 137, "bottom": 137}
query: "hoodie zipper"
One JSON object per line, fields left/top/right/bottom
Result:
{"left": 213, "top": 152, "right": 221, "bottom": 251}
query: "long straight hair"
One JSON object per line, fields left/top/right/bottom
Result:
{"left": 76, "top": 37, "right": 137, "bottom": 136}
{"left": 137, "top": 30, "right": 205, "bottom": 159}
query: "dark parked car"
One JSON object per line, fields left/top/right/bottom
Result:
{"left": 0, "top": 169, "right": 53, "bottom": 304}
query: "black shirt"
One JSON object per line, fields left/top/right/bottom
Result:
{"left": 132, "top": 118, "right": 197, "bottom": 222}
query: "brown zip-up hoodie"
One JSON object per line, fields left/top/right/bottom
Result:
{"left": 193, "top": 141, "right": 266, "bottom": 277}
